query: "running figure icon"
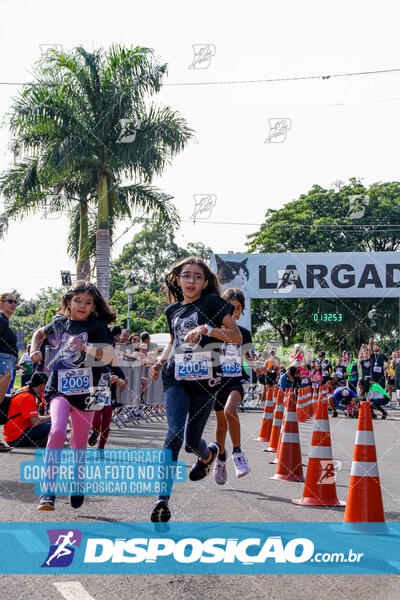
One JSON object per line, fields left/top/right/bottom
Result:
{"left": 46, "top": 531, "right": 77, "bottom": 566}
{"left": 41, "top": 528, "right": 82, "bottom": 568}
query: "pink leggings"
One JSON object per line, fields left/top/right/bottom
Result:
{"left": 91, "top": 406, "right": 113, "bottom": 449}
{"left": 46, "top": 395, "right": 94, "bottom": 450}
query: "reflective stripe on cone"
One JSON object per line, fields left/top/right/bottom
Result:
{"left": 266, "top": 389, "right": 285, "bottom": 452}
{"left": 292, "top": 395, "right": 344, "bottom": 506}
{"left": 256, "top": 386, "right": 275, "bottom": 442}
{"left": 344, "top": 400, "right": 385, "bottom": 523}
{"left": 271, "top": 390, "right": 305, "bottom": 482}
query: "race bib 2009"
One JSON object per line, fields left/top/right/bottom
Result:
{"left": 58, "top": 368, "right": 93, "bottom": 395}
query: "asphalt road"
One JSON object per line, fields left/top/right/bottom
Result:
{"left": 1, "top": 408, "right": 400, "bottom": 600}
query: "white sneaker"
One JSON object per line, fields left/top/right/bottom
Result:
{"left": 232, "top": 451, "right": 251, "bottom": 478}
{"left": 387, "top": 402, "right": 393, "bottom": 408}
{"left": 214, "top": 458, "right": 227, "bottom": 485}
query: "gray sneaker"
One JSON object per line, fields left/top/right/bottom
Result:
{"left": 214, "top": 458, "right": 227, "bottom": 485}
{"left": 37, "top": 495, "right": 55, "bottom": 511}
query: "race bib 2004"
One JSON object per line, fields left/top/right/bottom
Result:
{"left": 175, "top": 352, "right": 213, "bottom": 381}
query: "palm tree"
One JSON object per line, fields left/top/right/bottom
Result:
{"left": 0, "top": 45, "right": 192, "bottom": 298}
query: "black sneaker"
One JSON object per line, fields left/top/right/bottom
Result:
{"left": 150, "top": 500, "right": 171, "bottom": 522}
{"left": 372, "top": 412, "right": 378, "bottom": 419}
{"left": 0, "top": 442, "right": 11, "bottom": 452}
{"left": 37, "top": 495, "right": 55, "bottom": 511}
{"left": 189, "top": 443, "right": 220, "bottom": 482}
{"left": 381, "top": 411, "right": 387, "bottom": 420}
{"left": 70, "top": 495, "right": 85, "bottom": 509}
{"left": 332, "top": 412, "right": 338, "bottom": 418}
{"left": 88, "top": 432, "right": 98, "bottom": 447}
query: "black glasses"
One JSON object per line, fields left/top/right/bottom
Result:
{"left": 5, "top": 299, "right": 18, "bottom": 305}
{"left": 179, "top": 273, "right": 205, "bottom": 282}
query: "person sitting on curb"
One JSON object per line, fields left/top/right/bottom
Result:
{"left": 3, "top": 372, "right": 51, "bottom": 447}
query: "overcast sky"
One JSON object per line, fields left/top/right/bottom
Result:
{"left": 1, "top": 0, "right": 400, "bottom": 298}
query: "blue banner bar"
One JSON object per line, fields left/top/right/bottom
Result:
{"left": 0, "top": 522, "right": 399, "bottom": 574}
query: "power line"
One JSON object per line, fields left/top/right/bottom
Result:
{"left": 182, "top": 219, "right": 400, "bottom": 228}
{"left": 1, "top": 204, "right": 400, "bottom": 231}
{"left": 0, "top": 66, "right": 400, "bottom": 88}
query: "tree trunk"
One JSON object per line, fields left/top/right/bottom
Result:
{"left": 76, "top": 199, "right": 90, "bottom": 281}
{"left": 96, "top": 172, "right": 110, "bottom": 301}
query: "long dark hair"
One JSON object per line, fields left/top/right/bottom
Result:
{"left": 57, "top": 281, "right": 116, "bottom": 324}
{"left": 165, "top": 256, "right": 221, "bottom": 303}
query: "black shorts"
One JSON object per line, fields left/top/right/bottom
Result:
{"left": 214, "top": 383, "right": 244, "bottom": 412}
{"left": 322, "top": 375, "right": 330, "bottom": 385}
{"left": 387, "top": 377, "right": 395, "bottom": 386}
{"left": 265, "top": 373, "right": 277, "bottom": 386}
{"left": 257, "top": 375, "right": 266, "bottom": 385}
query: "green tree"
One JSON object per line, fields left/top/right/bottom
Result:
{"left": 247, "top": 179, "right": 400, "bottom": 351}
{"left": 110, "top": 222, "right": 212, "bottom": 293}
{"left": 11, "top": 287, "right": 63, "bottom": 341}
{"left": 0, "top": 45, "right": 193, "bottom": 296}
{"left": 109, "top": 223, "right": 212, "bottom": 333}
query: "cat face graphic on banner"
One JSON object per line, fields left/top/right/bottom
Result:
{"left": 213, "top": 255, "right": 251, "bottom": 331}
{"left": 215, "top": 255, "right": 249, "bottom": 288}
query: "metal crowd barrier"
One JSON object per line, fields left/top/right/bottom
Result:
{"left": 112, "top": 360, "right": 166, "bottom": 429}
{"left": 43, "top": 348, "right": 166, "bottom": 429}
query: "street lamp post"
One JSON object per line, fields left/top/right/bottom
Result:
{"left": 123, "top": 270, "right": 139, "bottom": 332}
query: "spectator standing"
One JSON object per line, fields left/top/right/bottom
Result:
{"left": 393, "top": 349, "right": 400, "bottom": 409}
{"left": 346, "top": 352, "right": 358, "bottom": 393}
{"left": 289, "top": 344, "right": 303, "bottom": 363}
{"left": 368, "top": 337, "right": 387, "bottom": 388}
{"left": 358, "top": 346, "right": 372, "bottom": 383}
{"left": 386, "top": 351, "right": 397, "bottom": 407}
{"left": 20, "top": 344, "right": 34, "bottom": 386}
{"left": 334, "top": 357, "right": 346, "bottom": 385}
{"left": 0, "top": 293, "right": 19, "bottom": 452}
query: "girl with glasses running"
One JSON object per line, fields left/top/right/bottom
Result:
{"left": 30, "top": 281, "right": 118, "bottom": 511}
{"left": 149, "top": 257, "right": 241, "bottom": 522}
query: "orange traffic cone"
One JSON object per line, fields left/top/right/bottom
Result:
{"left": 312, "top": 386, "right": 319, "bottom": 414}
{"left": 305, "top": 386, "right": 313, "bottom": 419}
{"left": 292, "top": 395, "right": 345, "bottom": 506}
{"left": 343, "top": 400, "right": 385, "bottom": 523}
{"left": 271, "top": 390, "right": 305, "bottom": 481}
{"left": 268, "top": 394, "right": 288, "bottom": 463}
{"left": 265, "top": 388, "right": 285, "bottom": 452}
{"left": 255, "top": 387, "right": 275, "bottom": 442}
{"left": 296, "top": 387, "right": 304, "bottom": 422}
